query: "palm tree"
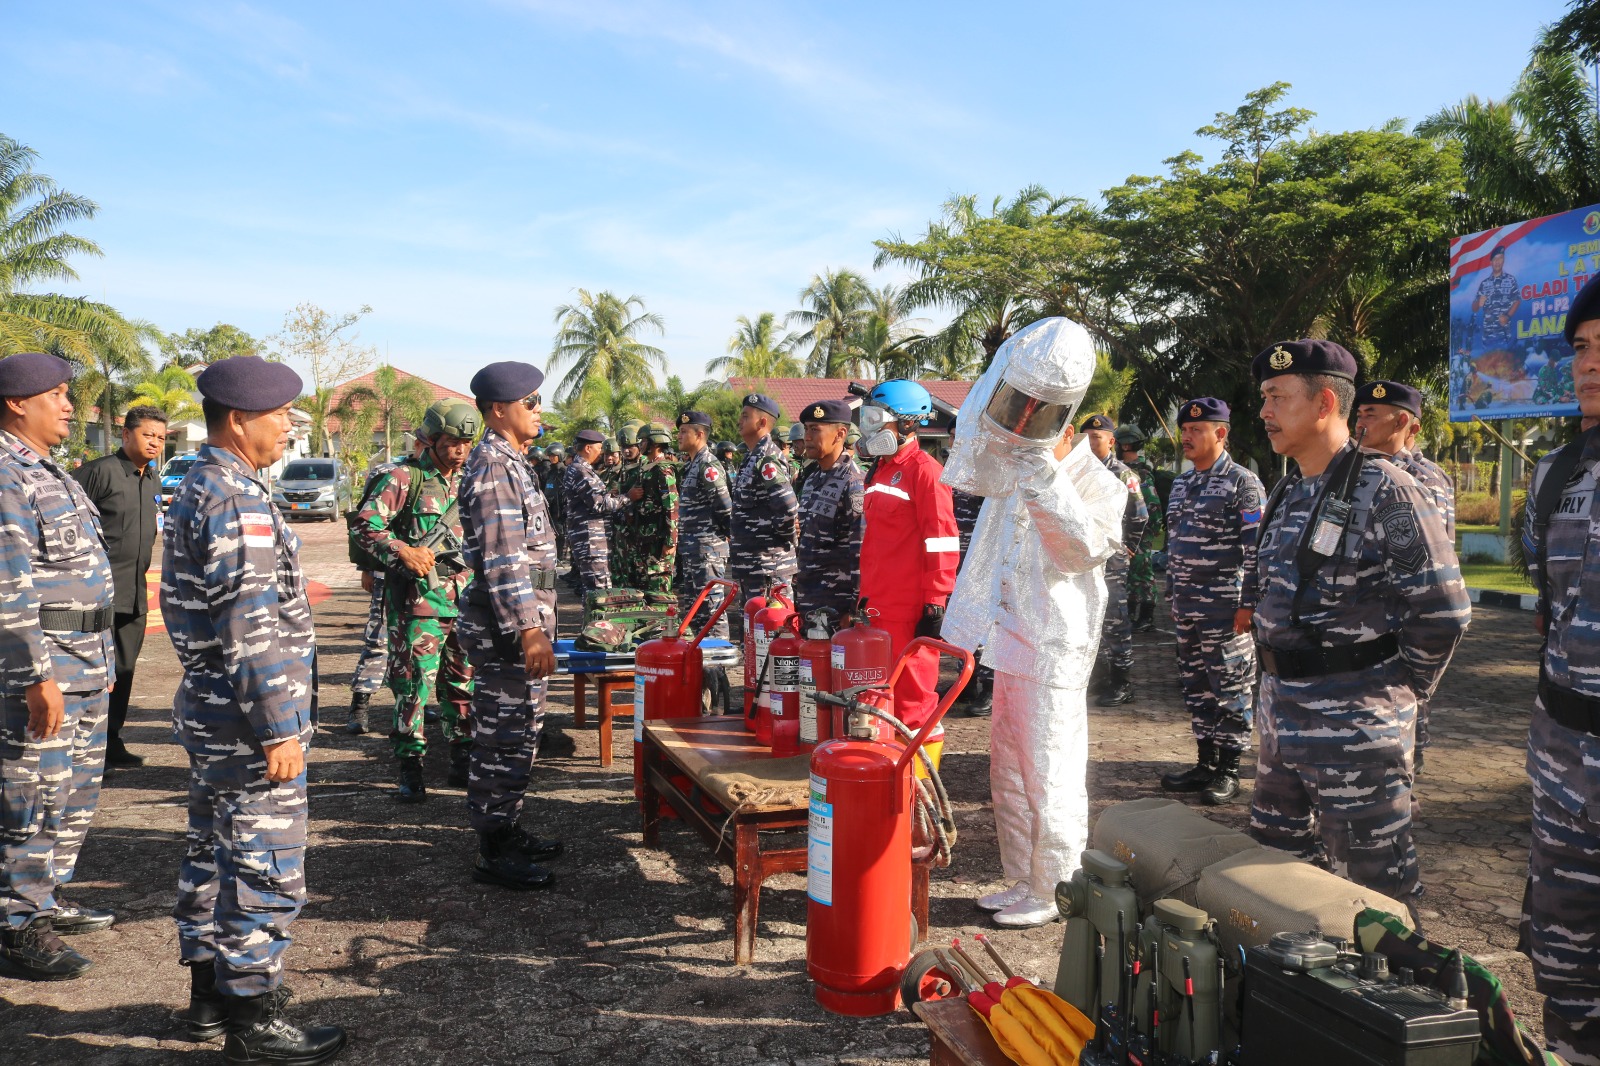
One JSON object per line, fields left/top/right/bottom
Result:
{"left": 0, "top": 134, "right": 144, "bottom": 362}
{"left": 707, "top": 312, "right": 803, "bottom": 380}
{"left": 649, "top": 374, "right": 721, "bottom": 421}
{"left": 337, "top": 364, "right": 434, "bottom": 461}
{"left": 71, "top": 319, "right": 161, "bottom": 450}
{"left": 298, "top": 387, "right": 338, "bottom": 456}
{"left": 786, "top": 269, "right": 874, "bottom": 377}
{"left": 548, "top": 290, "right": 666, "bottom": 405}
{"left": 127, "top": 366, "right": 204, "bottom": 424}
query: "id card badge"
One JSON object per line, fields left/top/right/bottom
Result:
{"left": 1309, "top": 497, "right": 1351, "bottom": 557}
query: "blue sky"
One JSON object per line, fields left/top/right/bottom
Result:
{"left": 6, "top": 0, "right": 1573, "bottom": 394}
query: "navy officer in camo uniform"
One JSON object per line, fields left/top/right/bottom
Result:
{"left": 1160, "top": 397, "right": 1265, "bottom": 805}
{"left": 563, "top": 428, "right": 628, "bottom": 593}
{"left": 1249, "top": 340, "right": 1469, "bottom": 907}
{"left": 793, "top": 399, "right": 864, "bottom": 623}
{"left": 162, "top": 355, "right": 346, "bottom": 1063}
{"left": 1081, "top": 413, "right": 1149, "bottom": 707}
{"left": 456, "top": 362, "right": 565, "bottom": 892}
{"left": 674, "top": 411, "right": 732, "bottom": 637}
{"left": 0, "top": 352, "right": 117, "bottom": 982}
{"left": 1519, "top": 274, "right": 1600, "bottom": 1066}
{"left": 730, "top": 393, "right": 798, "bottom": 614}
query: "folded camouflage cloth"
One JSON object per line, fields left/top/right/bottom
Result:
{"left": 585, "top": 588, "right": 644, "bottom": 615}
{"left": 575, "top": 616, "right": 670, "bottom": 653}
{"left": 1353, "top": 908, "right": 1566, "bottom": 1066}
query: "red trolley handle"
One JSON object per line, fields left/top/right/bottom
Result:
{"left": 676, "top": 578, "right": 741, "bottom": 645}
{"left": 890, "top": 636, "right": 975, "bottom": 777}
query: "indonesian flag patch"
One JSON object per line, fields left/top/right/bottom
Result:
{"left": 241, "top": 515, "right": 276, "bottom": 549}
{"left": 760, "top": 460, "right": 780, "bottom": 481}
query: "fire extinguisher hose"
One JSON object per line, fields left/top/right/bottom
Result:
{"left": 851, "top": 706, "right": 959, "bottom": 868}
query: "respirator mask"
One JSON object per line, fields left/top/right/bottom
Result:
{"left": 857, "top": 405, "right": 903, "bottom": 458}
{"left": 941, "top": 317, "right": 1095, "bottom": 497}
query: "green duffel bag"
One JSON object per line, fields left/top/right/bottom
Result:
{"left": 584, "top": 588, "right": 645, "bottom": 615}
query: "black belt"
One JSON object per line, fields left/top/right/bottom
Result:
{"left": 39, "top": 607, "right": 113, "bottom": 633}
{"left": 1256, "top": 634, "right": 1400, "bottom": 680}
{"left": 1539, "top": 678, "right": 1600, "bottom": 736}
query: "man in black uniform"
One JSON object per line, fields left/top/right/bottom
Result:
{"left": 72, "top": 405, "right": 166, "bottom": 769}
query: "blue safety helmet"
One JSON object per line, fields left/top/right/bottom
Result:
{"left": 867, "top": 379, "right": 933, "bottom": 423}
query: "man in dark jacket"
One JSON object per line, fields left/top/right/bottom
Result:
{"left": 71, "top": 406, "right": 166, "bottom": 768}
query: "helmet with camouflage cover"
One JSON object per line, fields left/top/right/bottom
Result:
{"left": 419, "top": 399, "right": 481, "bottom": 443}
{"left": 645, "top": 423, "right": 673, "bottom": 447}
{"left": 602, "top": 436, "right": 617, "bottom": 454}
{"left": 617, "top": 424, "right": 641, "bottom": 448}
{"left": 845, "top": 424, "right": 861, "bottom": 446}
{"left": 1114, "top": 425, "right": 1146, "bottom": 448}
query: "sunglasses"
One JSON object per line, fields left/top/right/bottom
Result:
{"left": 520, "top": 393, "right": 542, "bottom": 410}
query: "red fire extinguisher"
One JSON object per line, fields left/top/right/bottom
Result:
{"left": 741, "top": 587, "right": 767, "bottom": 718}
{"left": 748, "top": 586, "right": 796, "bottom": 744}
{"left": 768, "top": 617, "right": 805, "bottom": 758}
{"left": 798, "top": 610, "right": 837, "bottom": 748}
{"left": 633, "top": 579, "right": 739, "bottom": 807}
{"left": 830, "top": 604, "right": 892, "bottom": 698}
{"left": 806, "top": 637, "right": 974, "bottom": 1017}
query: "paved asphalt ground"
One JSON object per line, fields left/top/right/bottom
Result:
{"left": 0, "top": 518, "right": 1550, "bottom": 1064}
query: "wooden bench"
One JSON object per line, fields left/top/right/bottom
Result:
{"left": 570, "top": 671, "right": 635, "bottom": 768}
{"left": 913, "top": 998, "right": 1012, "bottom": 1066}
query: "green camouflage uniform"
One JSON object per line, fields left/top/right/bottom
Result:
{"left": 615, "top": 457, "right": 678, "bottom": 593}
{"left": 353, "top": 453, "right": 474, "bottom": 759}
{"left": 1127, "top": 457, "right": 1163, "bottom": 612}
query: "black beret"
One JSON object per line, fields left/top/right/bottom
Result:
{"left": 1079, "top": 413, "right": 1115, "bottom": 433}
{"left": 800, "top": 398, "right": 853, "bottom": 425}
{"left": 1565, "top": 274, "right": 1600, "bottom": 343}
{"left": 741, "top": 392, "right": 780, "bottom": 418}
{"left": 1355, "top": 380, "right": 1422, "bottom": 417}
{"left": 196, "top": 356, "right": 303, "bottom": 411}
{"left": 573, "top": 429, "right": 605, "bottom": 445}
{"left": 1251, "top": 340, "right": 1358, "bottom": 383}
{"left": 1177, "top": 397, "right": 1230, "bottom": 425}
{"left": 469, "top": 361, "right": 544, "bottom": 403}
{"left": 676, "top": 410, "right": 712, "bottom": 428}
{"left": 0, "top": 352, "right": 72, "bottom": 398}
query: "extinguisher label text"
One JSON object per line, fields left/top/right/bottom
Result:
{"left": 634, "top": 673, "right": 649, "bottom": 743}
{"left": 799, "top": 661, "right": 817, "bottom": 743}
{"left": 808, "top": 772, "right": 833, "bottom": 907}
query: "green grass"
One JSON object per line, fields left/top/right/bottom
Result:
{"left": 1460, "top": 561, "right": 1533, "bottom": 595}
{"left": 1456, "top": 523, "right": 1502, "bottom": 537}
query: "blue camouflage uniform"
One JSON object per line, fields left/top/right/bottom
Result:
{"left": 1522, "top": 430, "right": 1600, "bottom": 1064}
{"left": 794, "top": 458, "right": 864, "bottom": 622}
{"left": 1165, "top": 451, "right": 1264, "bottom": 752}
{"left": 1476, "top": 270, "right": 1520, "bottom": 349}
{"left": 0, "top": 430, "right": 115, "bottom": 929}
{"left": 456, "top": 429, "right": 559, "bottom": 832}
{"left": 1250, "top": 440, "right": 1469, "bottom": 901}
{"left": 563, "top": 455, "right": 624, "bottom": 592}
{"left": 675, "top": 447, "right": 732, "bottom": 640}
{"left": 730, "top": 434, "right": 798, "bottom": 608}
{"left": 1097, "top": 453, "right": 1149, "bottom": 671}
{"left": 1392, "top": 447, "right": 1455, "bottom": 754}
{"left": 162, "top": 444, "right": 315, "bottom": 997}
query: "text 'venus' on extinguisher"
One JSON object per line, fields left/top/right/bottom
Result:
{"left": 749, "top": 586, "right": 796, "bottom": 745}
{"left": 768, "top": 617, "right": 805, "bottom": 758}
{"left": 633, "top": 580, "right": 739, "bottom": 811}
{"left": 798, "top": 609, "right": 838, "bottom": 748}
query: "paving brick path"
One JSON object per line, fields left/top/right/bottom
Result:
{"left": 0, "top": 520, "right": 1549, "bottom": 1063}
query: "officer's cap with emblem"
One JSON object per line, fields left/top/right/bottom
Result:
{"left": 1250, "top": 339, "right": 1358, "bottom": 384}
{"left": 1079, "top": 413, "right": 1116, "bottom": 433}
{"left": 1176, "top": 397, "right": 1230, "bottom": 426}
{"left": 800, "top": 398, "right": 853, "bottom": 425}
{"left": 0, "top": 351, "right": 73, "bottom": 399}
{"left": 573, "top": 429, "right": 605, "bottom": 445}
{"left": 1355, "top": 380, "right": 1422, "bottom": 417}
{"left": 1564, "top": 273, "right": 1600, "bottom": 344}
{"left": 468, "top": 360, "right": 544, "bottom": 403}
{"left": 197, "top": 355, "right": 303, "bottom": 411}
{"left": 742, "top": 392, "right": 781, "bottom": 418}
{"left": 677, "top": 410, "right": 712, "bottom": 429}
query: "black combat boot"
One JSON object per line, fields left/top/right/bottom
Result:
{"left": 52, "top": 898, "right": 115, "bottom": 935}
{"left": 222, "top": 989, "right": 346, "bottom": 1065}
{"left": 1202, "top": 748, "right": 1242, "bottom": 805}
{"left": 507, "top": 819, "right": 564, "bottom": 861}
{"left": 1413, "top": 746, "right": 1426, "bottom": 777}
{"left": 1133, "top": 603, "right": 1155, "bottom": 633}
{"left": 1097, "top": 663, "right": 1134, "bottom": 707}
{"left": 474, "top": 825, "right": 554, "bottom": 890}
{"left": 0, "top": 914, "right": 91, "bottom": 980}
{"left": 181, "top": 959, "right": 294, "bottom": 1041}
{"left": 446, "top": 743, "right": 471, "bottom": 787}
{"left": 395, "top": 756, "right": 426, "bottom": 803}
{"left": 953, "top": 667, "right": 992, "bottom": 718}
{"left": 1087, "top": 659, "right": 1108, "bottom": 700}
{"left": 343, "top": 692, "right": 370, "bottom": 736}
{"left": 1162, "top": 739, "right": 1217, "bottom": 793}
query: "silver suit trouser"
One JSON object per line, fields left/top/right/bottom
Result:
{"left": 989, "top": 670, "right": 1089, "bottom": 898}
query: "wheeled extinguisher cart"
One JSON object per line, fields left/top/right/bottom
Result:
{"left": 805, "top": 637, "right": 974, "bottom": 1017}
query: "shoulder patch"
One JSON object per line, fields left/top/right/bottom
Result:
{"left": 1375, "top": 501, "right": 1427, "bottom": 576}
{"left": 705, "top": 464, "right": 720, "bottom": 483}
{"left": 239, "top": 512, "right": 277, "bottom": 549}
{"left": 760, "top": 460, "right": 781, "bottom": 482}
{"left": 1238, "top": 484, "right": 1263, "bottom": 525}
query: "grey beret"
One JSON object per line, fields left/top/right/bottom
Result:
{"left": 196, "top": 356, "right": 303, "bottom": 411}
{"left": 0, "top": 352, "right": 72, "bottom": 398}
{"left": 470, "top": 361, "right": 544, "bottom": 403}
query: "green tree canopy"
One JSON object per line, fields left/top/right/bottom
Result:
{"left": 548, "top": 290, "right": 666, "bottom": 405}
{"left": 161, "top": 322, "right": 261, "bottom": 367}
{"left": 708, "top": 312, "right": 802, "bottom": 380}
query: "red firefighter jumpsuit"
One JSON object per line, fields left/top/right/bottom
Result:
{"left": 859, "top": 436, "right": 960, "bottom": 765}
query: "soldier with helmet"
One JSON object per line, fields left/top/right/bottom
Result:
{"left": 1115, "top": 425, "right": 1165, "bottom": 632}
{"left": 540, "top": 442, "right": 568, "bottom": 564}
{"left": 1250, "top": 340, "right": 1468, "bottom": 905}
{"left": 730, "top": 394, "right": 799, "bottom": 613}
{"left": 352, "top": 399, "right": 480, "bottom": 802}
{"left": 617, "top": 424, "right": 678, "bottom": 593}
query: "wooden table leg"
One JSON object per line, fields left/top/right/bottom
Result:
{"left": 733, "top": 816, "right": 761, "bottom": 966}
{"left": 573, "top": 674, "right": 588, "bottom": 727}
{"left": 641, "top": 739, "right": 661, "bottom": 848}
{"left": 597, "top": 677, "right": 614, "bottom": 768}
{"left": 913, "top": 862, "right": 930, "bottom": 946}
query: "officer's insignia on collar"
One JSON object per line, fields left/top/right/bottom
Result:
{"left": 1268, "top": 346, "right": 1293, "bottom": 370}
{"left": 812, "top": 406, "right": 824, "bottom": 418}
{"left": 1371, "top": 384, "right": 1387, "bottom": 399}
{"left": 1189, "top": 405, "right": 1201, "bottom": 418}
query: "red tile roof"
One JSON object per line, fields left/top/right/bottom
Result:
{"left": 326, "top": 369, "right": 471, "bottom": 435}
{"left": 726, "top": 377, "right": 973, "bottom": 424}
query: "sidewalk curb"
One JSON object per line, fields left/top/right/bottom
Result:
{"left": 1468, "top": 587, "right": 1537, "bottom": 612}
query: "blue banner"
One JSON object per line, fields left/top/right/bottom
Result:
{"left": 1447, "top": 204, "right": 1599, "bottom": 421}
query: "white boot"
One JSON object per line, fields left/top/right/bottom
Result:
{"left": 993, "top": 894, "right": 1059, "bottom": 928}
{"left": 975, "top": 881, "right": 1031, "bottom": 913}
